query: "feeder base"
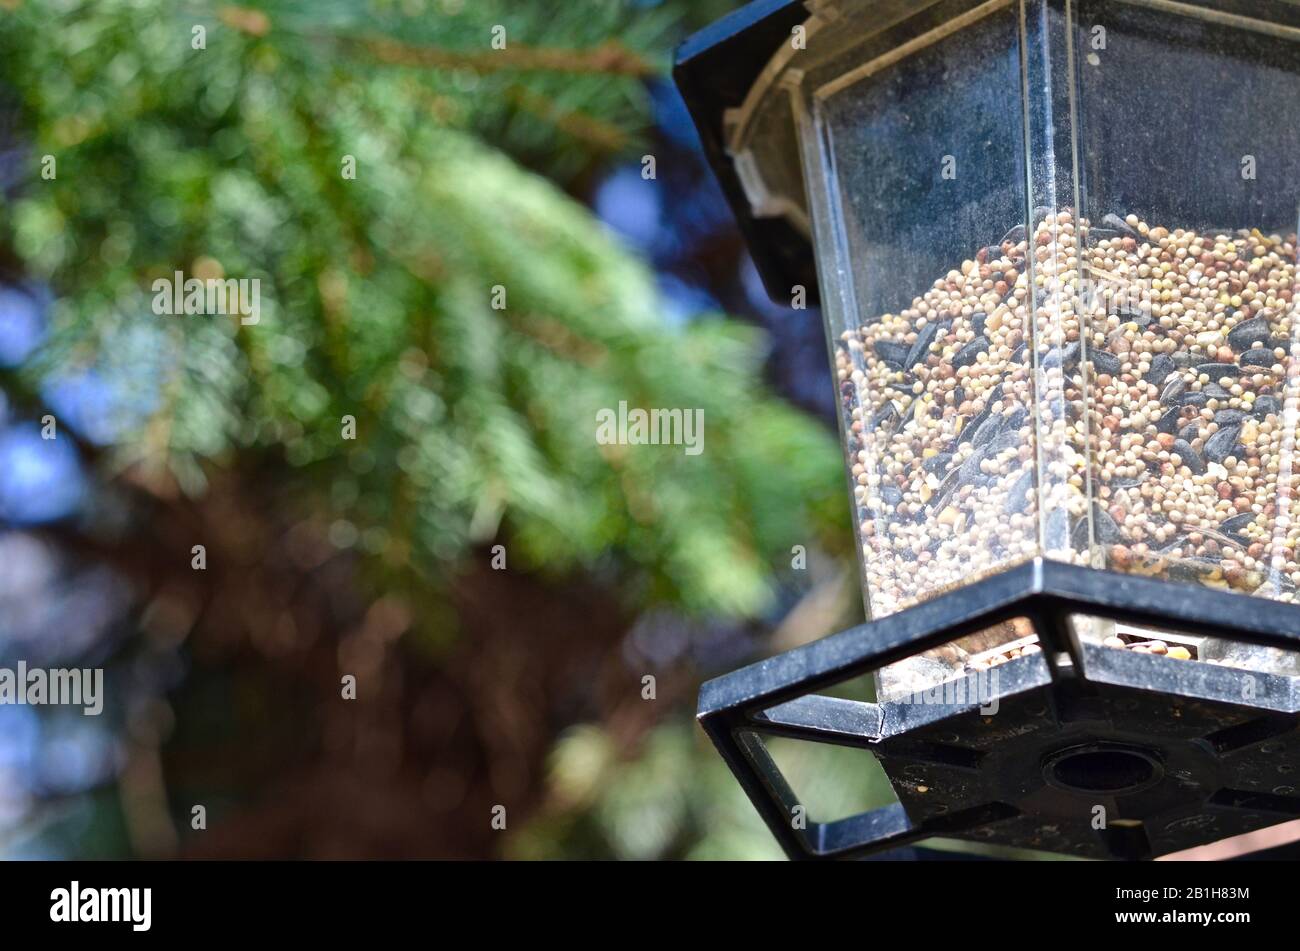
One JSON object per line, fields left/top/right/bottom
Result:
{"left": 698, "top": 558, "right": 1300, "bottom": 859}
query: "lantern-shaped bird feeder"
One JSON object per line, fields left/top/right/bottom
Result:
{"left": 678, "top": 0, "right": 1300, "bottom": 859}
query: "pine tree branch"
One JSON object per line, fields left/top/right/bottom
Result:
{"left": 340, "top": 34, "right": 659, "bottom": 78}
{"left": 211, "top": 5, "right": 660, "bottom": 77}
{"left": 504, "top": 84, "right": 628, "bottom": 153}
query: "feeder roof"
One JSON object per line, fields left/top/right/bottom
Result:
{"left": 675, "top": 0, "right": 944, "bottom": 305}
{"left": 674, "top": 0, "right": 815, "bottom": 304}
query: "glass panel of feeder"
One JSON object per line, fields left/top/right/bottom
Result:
{"left": 875, "top": 616, "right": 1040, "bottom": 701}
{"left": 803, "top": 1, "right": 1034, "bottom": 619}
{"left": 1071, "top": 613, "right": 1300, "bottom": 678}
{"left": 1072, "top": 0, "right": 1300, "bottom": 602}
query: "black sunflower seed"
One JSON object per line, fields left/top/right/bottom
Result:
{"left": 1196, "top": 362, "right": 1238, "bottom": 379}
{"left": 952, "top": 335, "right": 989, "bottom": 369}
{"left": 905, "top": 323, "right": 939, "bottom": 369}
{"left": 1253, "top": 395, "right": 1281, "bottom": 418}
{"left": 874, "top": 340, "right": 910, "bottom": 364}
{"left": 1156, "top": 406, "right": 1183, "bottom": 434}
{"left": 1204, "top": 424, "right": 1241, "bottom": 463}
{"left": 1145, "top": 353, "right": 1176, "bottom": 386}
{"left": 1227, "top": 317, "right": 1269, "bottom": 352}
{"left": 1240, "top": 349, "right": 1277, "bottom": 368}
{"left": 1091, "top": 349, "right": 1122, "bottom": 376}
{"left": 1174, "top": 438, "right": 1205, "bottom": 474}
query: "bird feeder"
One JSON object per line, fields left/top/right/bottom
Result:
{"left": 677, "top": 0, "right": 1300, "bottom": 859}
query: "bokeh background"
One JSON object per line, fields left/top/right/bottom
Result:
{"left": 0, "top": 0, "right": 904, "bottom": 860}
{"left": 7, "top": 0, "right": 1297, "bottom": 863}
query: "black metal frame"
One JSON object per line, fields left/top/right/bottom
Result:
{"left": 699, "top": 559, "right": 1300, "bottom": 860}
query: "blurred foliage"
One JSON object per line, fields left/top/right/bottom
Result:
{"left": 0, "top": 0, "right": 844, "bottom": 625}
{"left": 511, "top": 722, "right": 906, "bottom": 861}
{"left": 510, "top": 723, "right": 787, "bottom": 861}
{"left": 0, "top": 0, "right": 864, "bottom": 859}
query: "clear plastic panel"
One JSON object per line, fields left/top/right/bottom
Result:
{"left": 809, "top": 1, "right": 1036, "bottom": 619}
{"left": 761, "top": 0, "right": 1300, "bottom": 697}
{"left": 784, "top": 0, "right": 1300, "bottom": 625}
{"left": 1074, "top": 0, "right": 1300, "bottom": 604}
